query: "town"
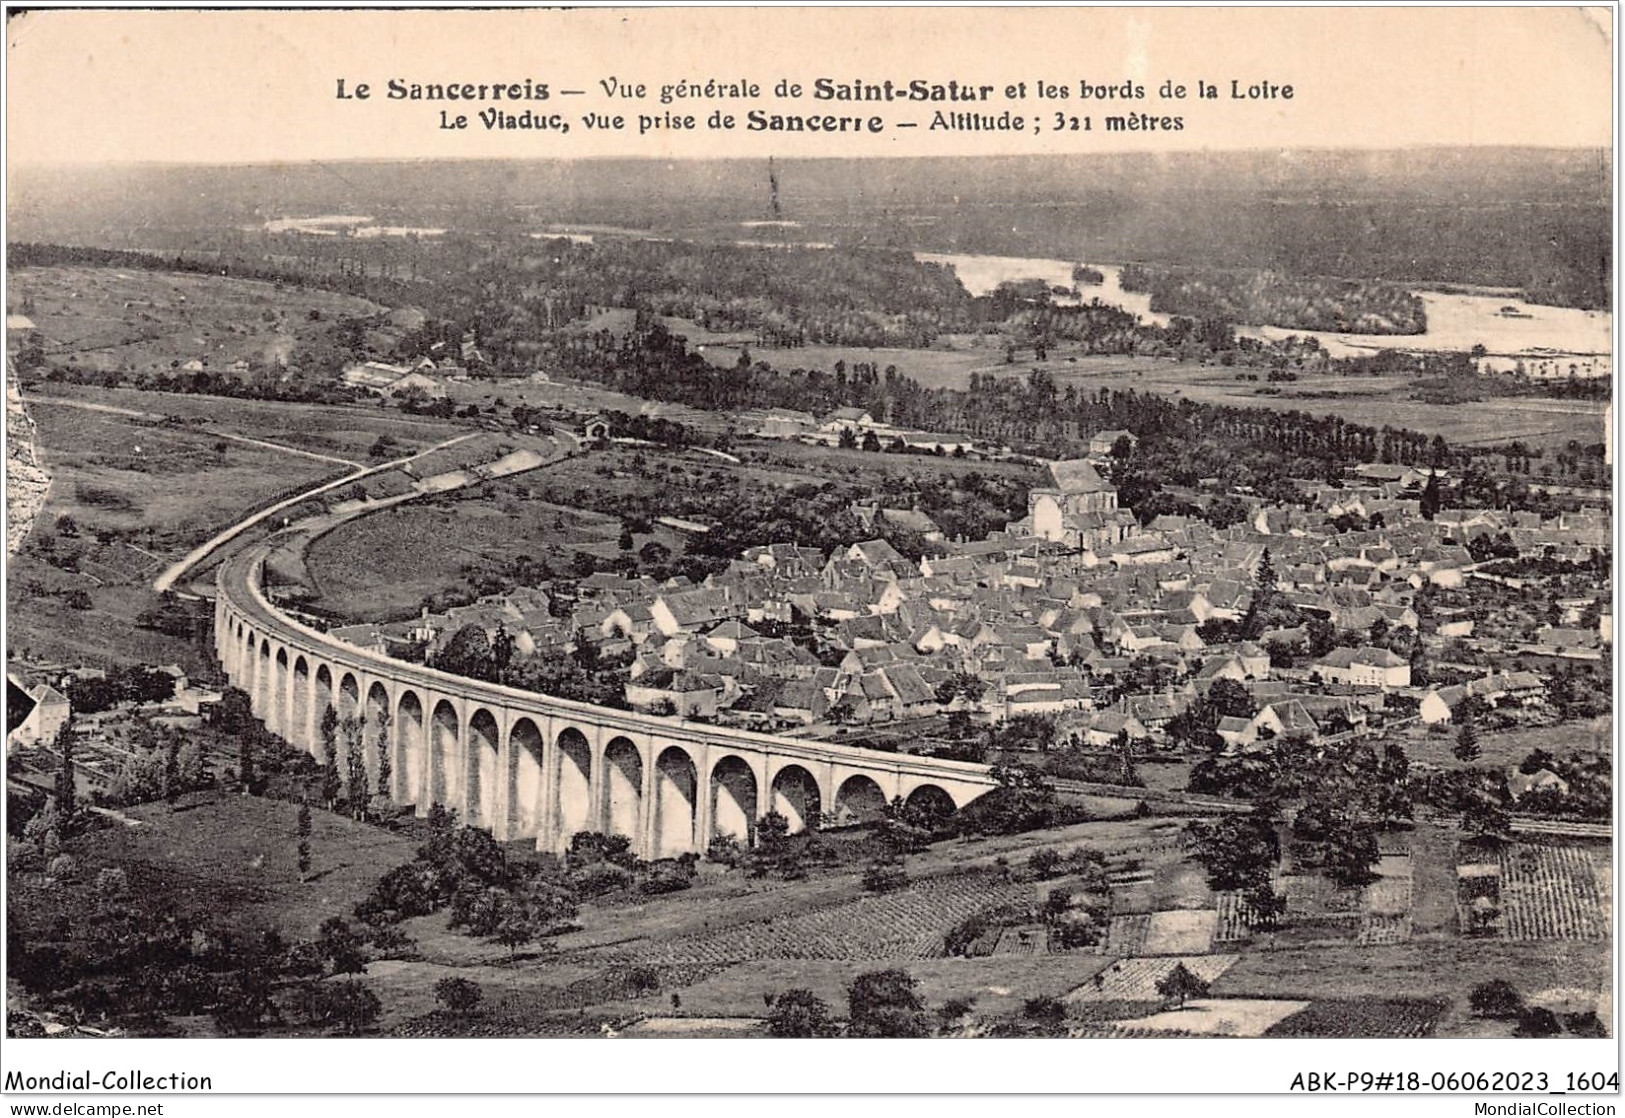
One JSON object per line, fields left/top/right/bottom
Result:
{"left": 4, "top": 147, "right": 1612, "bottom": 1045}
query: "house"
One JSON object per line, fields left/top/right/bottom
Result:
{"left": 1312, "top": 646, "right": 1410, "bottom": 690}
{"left": 772, "top": 681, "right": 827, "bottom": 724}
{"left": 1507, "top": 767, "right": 1569, "bottom": 801}
{"left": 582, "top": 415, "right": 612, "bottom": 442}
{"left": 1081, "top": 710, "right": 1149, "bottom": 747}
{"left": 1420, "top": 672, "right": 1545, "bottom": 724}
{"left": 6, "top": 674, "right": 70, "bottom": 752}
{"left": 1250, "top": 699, "right": 1320, "bottom": 741}
{"left": 1089, "top": 429, "right": 1138, "bottom": 456}
{"left": 624, "top": 669, "right": 719, "bottom": 717}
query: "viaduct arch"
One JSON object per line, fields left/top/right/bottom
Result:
{"left": 214, "top": 544, "right": 995, "bottom": 861}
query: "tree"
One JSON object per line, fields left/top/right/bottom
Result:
{"left": 213, "top": 967, "right": 279, "bottom": 1036}
{"left": 1469, "top": 979, "right": 1523, "bottom": 1019}
{"left": 434, "top": 976, "right": 483, "bottom": 1017}
{"left": 315, "top": 916, "right": 368, "bottom": 976}
{"left": 847, "top": 969, "right": 929, "bottom": 1038}
{"left": 766, "top": 988, "right": 838, "bottom": 1037}
{"left": 342, "top": 716, "right": 368, "bottom": 817}
{"left": 1420, "top": 469, "right": 1442, "bottom": 521}
{"left": 1255, "top": 548, "right": 1278, "bottom": 593}
{"left": 300, "top": 979, "right": 381, "bottom": 1036}
{"left": 1205, "top": 494, "right": 1250, "bottom": 530}
{"left": 51, "top": 722, "right": 77, "bottom": 822}
{"left": 1155, "top": 962, "right": 1211, "bottom": 1008}
{"left": 1186, "top": 815, "right": 1279, "bottom": 891}
{"left": 319, "top": 707, "right": 342, "bottom": 811}
{"left": 1206, "top": 678, "right": 1257, "bottom": 721}
{"left": 431, "top": 624, "right": 497, "bottom": 682}
{"left": 1462, "top": 794, "right": 1513, "bottom": 841}
{"left": 1015, "top": 841, "right": 1068, "bottom": 881}
{"left": 1319, "top": 817, "right": 1381, "bottom": 888}
{"left": 374, "top": 711, "right": 392, "bottom": 801}
{"left": 1453, "top": 721, "right": 1482, "bottom": 763}
{"left": 296, "top": 802, "right": 312, "bottom": 880}
{"left": 1513, "top": 1007, "right": 1562, "bottom": 1038}
{"left": 163, "top": 731, "right": 182, "bottom": 806}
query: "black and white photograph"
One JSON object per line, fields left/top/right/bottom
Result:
{"left": 1, "top": 3, "right": 1616, "bottom": 1103}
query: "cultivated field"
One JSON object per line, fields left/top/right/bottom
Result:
{"left": 1499, "top": 843, "right": 1611, "bottom": 941}
{"left": 622, "top": 871, "right": 1032, "bottom": 965}
{"left": 651, "top": 954, "right": 1115, "bottom": 1021}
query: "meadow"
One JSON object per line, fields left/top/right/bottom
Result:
{"left": 9, "top": 265, "right": 383, "bottom": 374}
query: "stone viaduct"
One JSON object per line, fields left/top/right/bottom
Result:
{"left": 214, "top": 543, "right": 997, "bottom": 861}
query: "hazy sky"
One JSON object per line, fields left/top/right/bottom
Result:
{"left": 5, "top": 7, "right": 1614, "bottom": 165}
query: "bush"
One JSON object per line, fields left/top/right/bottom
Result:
{"left": 299, "top": 979, "right": 381, "bottom": 1036}
{"left": 624, "top": 966, "right": 661, "bottom": 998}
{"left": 1023, "top": 995, "right": 1067, "bottom": 1026}
{"left": 706, "top": 834, "right": 744, "bottom": 867}
{"left": 862, "top": 860, "right": 908, "bottom": 893}
{"left": 1513, "top": 1007, "right": 1562, "bottom": 1038}
{"left": 847, "top": 969, "right": 928, "bottom": 1038}
{"left": 1468, "top": 979, "right": 1523, "bottom": 1019}
{"left": 1027, "top": 849, "right": 1063, "bottom": 879}
{"left": 639, "top": 855, "right": 697, "bottom": 895}
{"left": 944, "top": 912, "right": 991, "bottom": 957}
{"left": 46, "top": 854, "right": 79, "bottom": 880}
{"left": 434, "top": 977, "right": 483, "bottom": 1016}
{"left": 569, "top": 860, "right": 634, "bottom": 899}
{"left": 766, "top": 988, "right": 838, "bottom": 1038}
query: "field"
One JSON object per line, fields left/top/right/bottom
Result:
{"left": 10, "top": 792, "right": 417, "bottom": 944}
{"left": 9, "top": 265, "right": 384, "bottom": 374}
{"left": 621, "top": 871, "right": 1032, "bottom": 965}
{"left": 28, "top": 383, "right": 469, "bottom": 462}
{"left": 1108, "top": 997, "right": 1310, "bottom": 1038}
{"left": 303, "top": 438, "right": 1038, "bottom": 621}
{"left": 23, "top": 397, "right": 343, "bottom": 555}
{"left": 304, "top": 496, "right": 646, "bottom": 621}
{"left": 1213, "top": 940, "right": 1612, "bottom": 1037}
{"left": 1067, "top": 955, "right": 1238, "bottom": 1002}
{"left": 647, "top": 955, "right": 1114, "bottom": 1022}
{"left": 1498, "top": 843, "right": 1610, "bottom": 941}
{"left": 1043, "top": 356, "right": 1608, "bottom": 452}
{"left": 1262, "top": 998, "right": 1445, "bottom": 1038}
{"left": 1404, "top": 716, "right": 1613, "bottom": 772}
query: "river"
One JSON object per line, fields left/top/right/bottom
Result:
{"left": 916, "top": 251, "right": 1611, "bottom": 359}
